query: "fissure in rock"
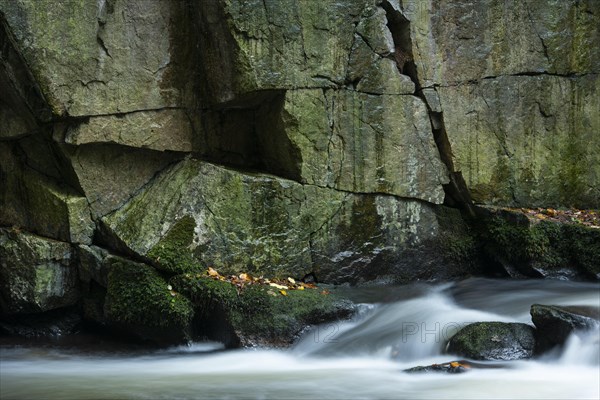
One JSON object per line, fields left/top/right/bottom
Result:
{"left": 382, "top": 1, "right": 476, "bottom": 216}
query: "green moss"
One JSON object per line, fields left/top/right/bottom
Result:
{"left": 147, "top": 216, "right": 202, "bottom": 274}
{"left": 171, "top": 273, "right": 353, "bottom": 345}
{"left": 170, "top": 274, "right": 238, "bottom": 315}
{"left": 485, "top": 213, "right": 600, "bottom": 278}
{"left": 104, "top": 260, "right": 193, "bottom": 330}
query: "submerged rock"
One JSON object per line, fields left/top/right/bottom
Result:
{"left": 446, "top": 322, "right": 536, "bottom": 361}
{"left": 530, "top": 304, "right": 600, "bottom": 353}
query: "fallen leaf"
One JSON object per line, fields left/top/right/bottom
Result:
{"left": 207, "top": 267, "right": 219, "bottom": 277}
{"left": 287, "top": 277, "right": 296, "bottom": 284}
{"left": 269, "top": 282, "right": 288, "bottom": 290}
{"left": 239, "top": 273, "right": 250, "bottom": 281}
{"left": 279, "top": 290, "right": 287, "bottom": 296}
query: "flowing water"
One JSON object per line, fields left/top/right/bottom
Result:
{"left": 1, "top": 278, "right": 599, "bottom": 399}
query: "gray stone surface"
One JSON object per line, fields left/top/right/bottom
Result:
{"left": 0, "top": 228, "right": 79, "bottom": 314}
{"left": 100, "top": 159, "right": 468, "bottom": 282}
{"left": 439, "top": 74, "right": 600, "bottom": 208}
{"left": 259, "top": 89, "right": 448, "bottom": 202}
{"left": 0, "top": 0, "right": 193, "bottom": 117}
{"left": 63, "top": 109, "right": 193, "bottom": 152}
{"left": 63, "top": 143, "right": 182, "bottom": 217}
{"left": 0, "top": 144, "right": 94, "bottom": 244}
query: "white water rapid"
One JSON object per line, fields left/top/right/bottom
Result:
{"left": 1, "top": 278, "right": 598, "bottom": 399}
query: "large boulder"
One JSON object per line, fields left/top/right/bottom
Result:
{"left": 0, "top": 228, "right": 79, "bottom": 314}
{"left": 446, "top": 322, "right": 536, "bottom": 361}
{"left": 99, "top": 158, "right": 479, "bottom": 284}
{"left": 531, "top": 304, "right": 600, "bottom": 352}
{"left": 438, "top": 75, "right": 600, "bottom": 208}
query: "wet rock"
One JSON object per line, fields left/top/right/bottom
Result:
{"left": 439, "top": 75, "right": 600, "bottom": 208}
{"left": 0, "top": 307, "right": 82, "bottom": 338}
{"left": 0, "top": 228, "right": 79, "bottom": 314}
{"left": 404, "top": 360, "right": 471, "bottom": 374}
{"left": 171, "top": 274, "right": 355, "bottom": 348}
{"left": 63, "top": 110, "right": 193, "bottom": 153}
{"left": 103, "top": 258, "right": 194, "bottom": 345}
{"left": 531, "top": 304, "right": 600, "bottom": 352}
{"left": 479, "top": 207, "right": 600, "bottom": 280}
{"left": 446, "top": 322, "right": 536, "bottom": 361}
{"left": 0, "top": 144, "right": 94, "bottom": 245}
{"left": 60, "top": 143, "right": 182, "bottom": 218}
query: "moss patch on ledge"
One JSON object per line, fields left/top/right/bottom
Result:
{"left": 171, "top": 274, "right": 355, "bottom": 347}
{"left": 479, "top": 208, "right": 600, "bottom": 280}
{"left": 147, "top": 216, "right": 202, "bottom": 274}
{"left": 104, "top": 260, "right": 194, "bottom": 343}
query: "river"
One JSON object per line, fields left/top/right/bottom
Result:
{"left": 1, "top": 278, "right": 599, "bottom": 399}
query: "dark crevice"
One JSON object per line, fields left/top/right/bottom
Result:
{"left": 382, "top": 1, "right": 476, "bottom": 217}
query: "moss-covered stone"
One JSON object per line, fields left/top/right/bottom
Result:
{"left": 171, "top": 274, "right": 355, "bottom": 347}
{"left": 147, "top": 216, "right": 202, "bottom": 274}
{"left": 480, "top": 208, "right": 600, "bottom": 280}
{"left": 446, "top": 322, "right": 536, "bottom": 361}
{"left": 103, "top": 259, "right": 194, "bottom": 344}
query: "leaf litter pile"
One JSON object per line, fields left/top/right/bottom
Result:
{"left": 507, "top": 208, "right": 599, "bottom": 228}
{"left": 191, "top": 267, "right": 329, "bottom": 297}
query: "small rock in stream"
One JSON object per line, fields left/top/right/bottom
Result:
{"left": 404, "top": 361, "right": 471, "bottom": 374}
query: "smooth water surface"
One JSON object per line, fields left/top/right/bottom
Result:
{"left": 1, "top": 278, "right": 599, "bottom": 399}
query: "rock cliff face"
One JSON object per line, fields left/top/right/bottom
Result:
{"left": 1, "top": 0, "right": 598, "bottom": 338}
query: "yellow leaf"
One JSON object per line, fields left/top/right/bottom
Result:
{"left": 297, "top": 286, "right": 305, "bottom": 290}
{"left": 279, "top": 290, "right": 287, "bottom": 296}
{"left": 269, "top": 282, "right": 288, "bottom": 290}
{"left": 287, "top": 277, "right": 296, "bottom": 284}
{"left": 207, "top": 267, "right": 219, "bottom": 277}
{"left": 239, "top": 273, "right": 250, "bottom": 281}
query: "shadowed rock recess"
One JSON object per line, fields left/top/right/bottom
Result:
{"left": 1, "top": 0, "right": 598, "bottom": 345}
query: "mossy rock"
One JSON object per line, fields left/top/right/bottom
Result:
{"left": 479, "top": 209, "right": 600, "bottom": 280}
{"left": 171, "top": 274, "right": 355, "bottom": 347}
{"left": 446, "top": 322, "right": 536, "bottom": 361}
{"left": 147, "top": 216, "right": 203, "bottom": 274}
{"left": 104, "top": 259, "right": 194, "bottom": 344}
